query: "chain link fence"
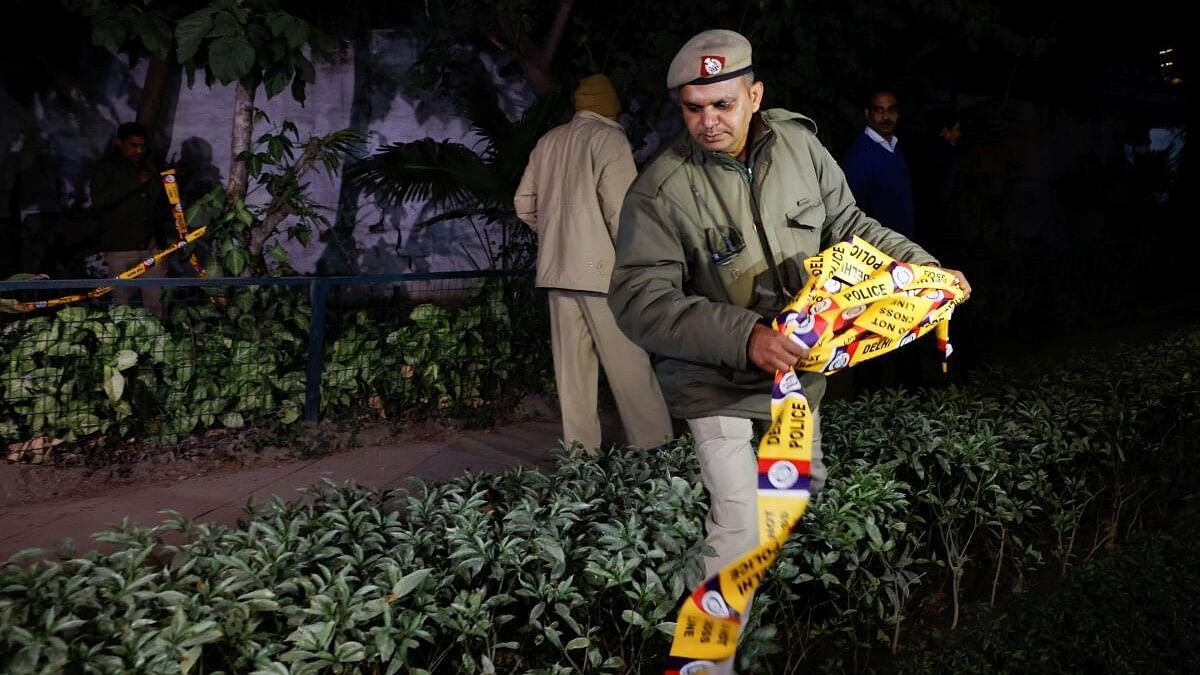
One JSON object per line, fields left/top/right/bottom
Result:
{"left": 0, "top": 272, "right": 551, "bottom": 461}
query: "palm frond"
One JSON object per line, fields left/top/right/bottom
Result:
{"left": 350, "top": 138, "right": 498, "bottom": 209}
{"left": 317, "top": 129, "right": 366, "bottom": 174}
{"left": 459, "top": 79, "right": 515, "bottom": 157}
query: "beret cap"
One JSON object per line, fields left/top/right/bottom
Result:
{"left": 667, "top": 29, "right": 753, "bottom": 90}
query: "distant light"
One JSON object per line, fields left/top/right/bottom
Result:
{"left": 1158, "top": 46, "right": 1181, "bottom": 86}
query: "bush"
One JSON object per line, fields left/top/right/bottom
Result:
{"left": 1, "top": 328, "right": 1198, "bottom": 673}
{"left": 0, "top": 278, "right": 551, "bottom": 454}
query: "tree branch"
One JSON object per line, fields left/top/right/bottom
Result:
{"left": 490, "top": 0, "right": 575, "bottom": 97}
{"left": 249, "top": 138, "right": 324, "bottom": 266}
{"left": 541, "top": 0, "right": 575, "bottom": 66}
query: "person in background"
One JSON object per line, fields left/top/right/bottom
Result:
{"left": 514, "top": 74, "right": 674, "bottom": 454}
{"left": 910, "top": 107, "right": 972, "bottom": 381}
{"left": 912, "top": 107, "right": 964, "bottom": 255}
{"left": 841, "top": 89, "right": 925, "bottom": 390}
{"left": 90, "top": 122, "right": 168, "bottom": 318}
{"left": 841, "top": 88, "right": 916, "bottom": 238}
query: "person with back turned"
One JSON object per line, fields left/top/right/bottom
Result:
{"left": 515, "top": 74, "right": 674, "bottom": 454}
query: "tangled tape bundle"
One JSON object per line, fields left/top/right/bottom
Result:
{"left": 666, "top": 235, "right": 967, "bottom": 674}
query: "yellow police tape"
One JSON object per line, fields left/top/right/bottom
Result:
{"left": 1, "top": 169, "right": 207, "bottom": 314}
{"left": 665, "top": 236, "right": 965, "bottom": 675}
{"left": 162, "top": 168, "right": 207, "bottom": 279}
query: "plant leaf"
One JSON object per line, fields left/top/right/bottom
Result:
{"left": 115, "top": 350, "right": 138, "bottom": 371}
{"left": 208, "top": 36, "right": 256, "bottom": 84}
{"left": 175, "top": 10, "right": 214, "bottom": 63}
{"left": 350, "top": 139, "right": 496, "bottom": 209}
{"left": 103, "top": 366, "right": 125, "bottom": 402}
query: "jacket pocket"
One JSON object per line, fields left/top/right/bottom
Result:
{"left": 703, "top": 227, "right": 746, "bottom": 267}
{"left": 701, "top": 227, "right": 758, "bottom": 307}
{"left": 785, "top": 202, "right": 824, "bottom": 255}
{"left": 783, "top": 202, "right": 825, "bottom": 289}
{"left": 786, "top": 200, "right": 827, "bottom": 229}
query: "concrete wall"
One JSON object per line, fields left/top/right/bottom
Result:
{"left": 1, "top": 31, "right": 532, "bottom": 276}
{"left": 2, "top": 33, "right": 1152, "bottom": 278}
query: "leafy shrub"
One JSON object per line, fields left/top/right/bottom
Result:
{"left": 1, "top": 329, "right": 1198, "bottom": 673}
{"left": 0, "top": 278, "right": 550, "bottom": 453}
{"left": 881, "top": 505, "right": 1200, "bottom": 675}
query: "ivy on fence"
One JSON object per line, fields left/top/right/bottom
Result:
{"left": 1, "top": 279, "right": 550, "bottom": 457}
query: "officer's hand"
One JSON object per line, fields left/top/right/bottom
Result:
{"left": 748, "top": 323, "right": 809, "bottom": 375}
{"left": 941, "top": 267, "right": 972, "bottom": 301}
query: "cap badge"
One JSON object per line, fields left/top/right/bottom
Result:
{"left": 700, "top": 55, "right": 725, "bottom": 76}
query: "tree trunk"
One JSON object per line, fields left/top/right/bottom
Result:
{"left": 136, "top": 56, "right": 170, "bottom": 130}
{"left": 320, "top": 33, "right": 373, "bottom": 276}
{"left": 226, "top": 81, "right": 255, "bottom": 208}
{"left": 494, "top": 0, "right": 575, "bottom": 98}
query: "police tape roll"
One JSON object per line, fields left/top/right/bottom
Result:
{"left": 1, "top": 169, "right": 208, "bottom": 314}
{"left": 665, "top": 236, "right": 966, "bottom": 674}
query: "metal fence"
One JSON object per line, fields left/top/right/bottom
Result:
{"left": 0, "top": 272, "right": 550, "bottom": 458}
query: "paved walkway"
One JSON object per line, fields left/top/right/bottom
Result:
{"left": 0, "top": 412, "right": 620, "bottom": 561}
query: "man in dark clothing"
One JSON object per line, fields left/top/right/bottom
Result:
{"left": 911, "top": 108, "right": 964, "bottom": 255}
{"left": 841, "top": 90, "right": 921, "bottom": 390}
{"left": 909, "top": 108, "right": 974, "bottom": 382}
{"left": 91, "top": 122, "right": 167, "bottom": 317}
{"left": 841, "top": 89, "right": 915, "bottom": 238}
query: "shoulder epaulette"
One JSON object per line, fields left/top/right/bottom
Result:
{"left": 629, "top": 138, "right": 692, "bottom": 197}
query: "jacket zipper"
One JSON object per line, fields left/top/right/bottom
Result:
{"left": 724, "top": 138, "right": 789, "bottom": 300}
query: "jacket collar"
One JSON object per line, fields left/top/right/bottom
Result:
{"left": 678, "top": 107, "right": 819, "bottom": 164}
{"left": 573, "top": 109, "right": 623, "bottom": 129}
{"left": 759, "top": 108, "right": 818, "bottom": 134}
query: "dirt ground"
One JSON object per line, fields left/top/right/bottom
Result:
{"left": 0, "top": 318, "right": 1167, "bottom": 517}
{"left": 0, "top": 393, "right": 561, "bottom": 511}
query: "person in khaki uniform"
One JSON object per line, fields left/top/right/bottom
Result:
{"left": 608, "top": 31, "right": 971, "bottom": 661}
{"left": 515, "top": 74, "right": 673, "bottom": 453}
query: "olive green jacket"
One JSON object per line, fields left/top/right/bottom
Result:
{"left": 608, "top": 108, "right": 937, "bottom": 419}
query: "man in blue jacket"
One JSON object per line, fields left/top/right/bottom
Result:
{"left": 842, "top": 89, "right": 922, "bottom": 391}
{"left": 841, "top": 88, "right": 915, "bottom": 238}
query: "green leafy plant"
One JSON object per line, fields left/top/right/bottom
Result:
{"left": 187, "top": 109, "right": 363, "bottom": 276}
{"left": 2, "top": 328, "right": 1198, "bottom": 673}
{"left": 0, "top": 277, "right": 549, "bottom": 453}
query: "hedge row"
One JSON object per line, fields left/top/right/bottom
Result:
{"left": 2, "top": 328, "right": 1198, "bottom": 673}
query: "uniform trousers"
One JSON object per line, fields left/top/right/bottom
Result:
{"left": 684, "top": 412, "right": 826, "bottom": 674}
{"left": 103, "top": 249, "right": 164, "bottom": 319}
{"left": 548, "top": 289, "right": 673, "bottom": 452}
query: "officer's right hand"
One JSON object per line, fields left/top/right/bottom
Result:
{"left": 747, "top": 323, "right": 809, "bottom": 375}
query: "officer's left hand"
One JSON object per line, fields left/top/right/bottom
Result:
{"left": 941, "top": 267, "right": 971, "bottom": 301}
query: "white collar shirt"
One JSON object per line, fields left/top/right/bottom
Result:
{"left": 865, "top": 126, "right": 898, "bottom": 153}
